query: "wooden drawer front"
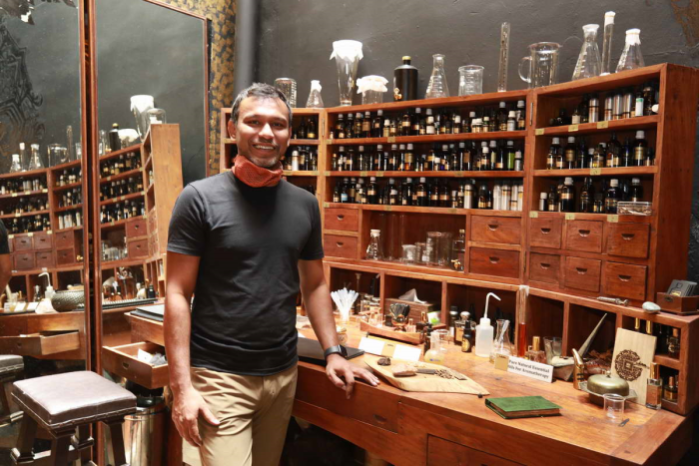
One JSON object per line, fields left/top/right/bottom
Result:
{"left": 0, "top": 331, "right": 80, "bottom": 357}
{"left": 126, "top": 217, "right": 148, "bottom": 239}
{"left": 324, "top": 208, "right": 359, "bottom": 231}
{"left": 471, "top": 216, "right": 521, "bottom": 245}
{"left": 529, "top": 253, "right": 561, "bottom": 284}
{"left": 295, "top": 365, "right": 399, "bottom": 433}
{"left": 55, "top": 231, "right": 74, "bottom": 250}
{"left": 603, "top": 262, "right": 647, "bottom": 301}
{"left": 35, "top": 251, "right": 54, "bottom": 268}
{"left": 32, "top": 232, "right": 53, "bottom": 251}
{"left": 565, "top": 220, "right": 603, "bottom": 253}
{"left": 428, "top": 436, "right": 522, "bottom": 466}
{"left": 13, "top": 252, "right": 34, "bottom": 271}
{"left": 128, "top": 239, "right": 149, "bottom": 258}
{"left": 564, "top": 256, "right": 601, "bottom": 292}
{"left": 323, "top": 234, "right": 358, "bottom": 259}
{"left": 469, "top": 247, "right": 520, "bottom": 279}
{"left": 12, "top": 235, "right": 33, "bottom": 252}
{"left": 102, "top": 342, "right": 168, "bottom": 389}
{"left": 606, "top": 223, "right": 650, "bottom": 259}
{"left": 529, "top": 217, "right": 562, "bottom": 249}
{"left": 56, "top": 248, "right": 76, "bottom": 265}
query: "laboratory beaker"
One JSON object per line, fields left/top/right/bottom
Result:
{"left": 572, "top": 24, "right": 602, "bottom": 81}
{"left": 519, "top": 42, "right": 561, "bottom": 88}
{"left": 458, "top": 65, "right": 484, "bottom": 96}
{"left": 357, "top": 75, "right": 388, "bottom": 105}
{"left": 330, "top": 40, "right": 363, "bottom": 106}
{"left": 425, "top": 54, "right": 450, "bottom": 99}
{"left": 491, "top": 319, "right": 514, "bottom": 362}
{"left": 437, "top": 231, "right": 453, "bottom": 267}
{"left": 274, "top": 78, "right": 297, "bottom": 108}
{"left": 401, "top": 244, "right": 417, "bottom": 264}
{"left": 425, "top": 232, "right": 441, "bottom": 266}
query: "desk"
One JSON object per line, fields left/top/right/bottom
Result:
{"left": 122, "top": 315, "right": 692, "bottom": 466}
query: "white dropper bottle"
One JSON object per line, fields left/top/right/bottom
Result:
{"left": 475, "top": 292, "right": 501, "bottom": 357}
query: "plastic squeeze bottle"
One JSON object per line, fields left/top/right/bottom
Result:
{"left": 475, "top": 292, "right": 501, "bottom": 357}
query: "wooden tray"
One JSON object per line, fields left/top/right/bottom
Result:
{"left": 656, "top": 293, "right": 699, "bottom": 315}
{"left": 360, "top": 321, "right": 424, "bottom": 345}
{"left": 385, "top": 298, "right": 434, "bottom": 323}
{"left": 365, "top": 355, "right": 489, "bottom": 396}
{"left": 0, "top": 331, "right": 80, "bottom": 356}
{"left": 102, "top": 341, "right": 169, "bottom": 389}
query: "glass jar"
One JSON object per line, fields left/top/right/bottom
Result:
{"left": 458, "top": 65, "right": 484, "bottom": 96}
{"left": 425, "top": 232, "right": 441, "bottom": 266}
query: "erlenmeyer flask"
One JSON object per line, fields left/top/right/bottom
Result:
{"left": 616, "top": 28, "right": 645, "bottom": 72}
{"left": 9, "top": 154, "right": 22, "bottom": 173}
{"left": 425, "top": 54, "right": 449, "bottom": 99}
{"left": 305, "top": 80, "right": 324, "bottom": 108}
{"left": 572, "top": 24, "right": 602, "bottom": 80}
{"left": 28, "top": 144, "right": 44, "bottom": 171}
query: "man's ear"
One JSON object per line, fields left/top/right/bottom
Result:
{"left": 227, "top": 118, "right": 236, "bottom": 140}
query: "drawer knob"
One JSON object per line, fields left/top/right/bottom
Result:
{"left": 618, "top": 274, "right": 632, "bottom": 282}
{"left": 576, "top": 267, "right": 588, "bottom": 274}
{"left": 122, "top": 361, "right": 130, "bottom": 369}
{"left": 373, "top": 414, "right": 387, "bottom": 424}
{"left": 540, "top": 263, "right": 551, "bottom": 269}
{"left": 337, "top": 215, "right": 344, "bottom": 220}
{"left": 488, "top": 224, "right": 499, "bottom": 231}
{"left": 621, "top": 233, "right": 635, "bottom": 241}
{"left": 489, "top": 256, "right": 500, "bottom": 264}
{"left": 540, "top": 228, "right": 551, "bottom": 234}
{"left": 336, "top": 242, "right": 344, "bottom": 247}
{"left": 578, "top": 229, "right": 591, "bottom": 237}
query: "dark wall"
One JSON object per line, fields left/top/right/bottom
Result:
{"left": 256, "top": 0, "right": 699, "bottom": 282}
{"left": 96, "top": 0, "right": 207, "bottom": 185}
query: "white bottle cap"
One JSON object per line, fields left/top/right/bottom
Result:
{"left": 565, "top": 177, "right": 574, "bottom": 185}
{"left": 442, "top": 145, "right": 449, "bottom": 150}
{"left": 507, "top": 140, "right": 514, "bottom": 146}
{"left": 605, "top": 11, "right": 616, "bottom": 27}
{"left": 407, "top": 144, "right": 414, "bottom": 150}
{"left": 19, "top": 142, "right": 25, "bottom": 150}
{"left": 499, "top": 102, "right": 507, "bottom": 108}
{"left": 370, "top": 229, "right": 381, "bottom": 235}
{"left": 508, "top": 111, "right": 516, "bottom": 118}
{"left": 632, "top": 177, "right": 641, "bottom": 185}
{"left": 568, "top": 136, "right": 576, "bottom": 143}
{"left": 370, "top": 177, "right": 376, "bottom": 181}
{"left": 470, "top": 111, "right": 477, "bottom": 117}
{"left": 358, "top": 145, "right": 364, "bottom": 151}
{"left": 420, "top": 177, "right": 426, "bottom": 182}
{"left": 625, "top": 28, "right": 641, "bottom": 45}
{"left": 518, "top": 100, "right": 525, "bottom": 107}
{"left": 391, "top": 144, "right": 398, "bottom": 150}
{"left": 339, "top": 146, "right": 345, "bottom": 151}
{"left": 399, "top": 144, "right": 406, "bottom": 150}
{"left": 489, "top": 140, "right": 497, "bottom": 148}
{"left": 406, "top": 177, "right": 413, "bottom": 182}
{"left": 636, "top": 130, "right": 645, "bottom": 139}
{"left": 540, "top": 192, "right": 548, "bottom": 199}
{"left": 610, "top": 178, "right": 619, "bottom": 187}
{"left": 552, "top": 137, "right": 560, "bottom": 144}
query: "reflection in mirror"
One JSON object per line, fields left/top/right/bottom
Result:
{"left": 0, "top": 1, "right": 86, "bottom": 463}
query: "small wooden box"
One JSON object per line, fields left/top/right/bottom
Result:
{"left": 656, "top": 293, "right": 699, "bottom": 315}
{"left": 385, "top": 298, "right": 434, "bottom": 323}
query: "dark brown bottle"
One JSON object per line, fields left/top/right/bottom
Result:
{"left": 393, "top": 56, "right": 418, "bottom": 102}
{"left": 109, "top": 123, "right": 121, "bottom": 151}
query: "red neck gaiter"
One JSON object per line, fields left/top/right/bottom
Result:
{"left": 232, "top": 155, "right": 284, "bottom": 188}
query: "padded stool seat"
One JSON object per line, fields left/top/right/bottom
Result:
{"left": 0, "top": 355, "right": 24, "bottom": 375}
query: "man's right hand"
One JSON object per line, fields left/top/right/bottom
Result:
{"left": 172, "top": 386, "right": 220, "bottom": 447}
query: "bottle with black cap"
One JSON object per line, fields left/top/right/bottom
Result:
{"left": 394, "top": 56, "right": 418, "bottom": 101}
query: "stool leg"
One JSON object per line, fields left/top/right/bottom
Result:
{"left": 73, "top": 425, "right": 93, "bottom": 464}
{"left": 49, "top": 434, "right": 72, "bottom": 466}
{"left": 11, "top": 414, "right": 37, "bottom": 464}
{"left": 106, "top": 421, "right": 127, "bottom": 466}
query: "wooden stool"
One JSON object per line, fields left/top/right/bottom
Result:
{"left": 10, "top": 371, "right": 137, "bottom": 466}
{"left": 0, "top": 355, "right": 24, "bottom": 421}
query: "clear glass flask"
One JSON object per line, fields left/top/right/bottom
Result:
{"left": 490, "top": 319, "right": 514, "bottom": 362}
{"left": 616, "top": 29, "right": 644, "bottom": 72}
{"left": 572, "top": 24, "right": 602, "bottom": 80}
{"left": 365, "top": 229, "right": 384, "bottom": 260}
{"left": 9, "top": 154, "right": 22, "bottom": 173}
{"left": 601, "top": 12, "right": 615, "bottom": 75}
{"left": 425, "top": 54, "right": 449, "bottom": 99}
{"left": 28, "top": 144, "right": 44, "bottom": 171}
{"left": 305, "top": 80, "right": 324, "bottom": 108}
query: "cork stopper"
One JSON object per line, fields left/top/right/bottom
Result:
{"left": 532, "top": 336, "right": 541, "bottom": 352}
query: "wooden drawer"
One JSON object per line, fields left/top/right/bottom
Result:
{"left": 428, "top": 436, "right": 522, "bottom": 466}
{"left": 565, "top": 220, "right": 603, "bottom": 253}
{"left": 469, "top": 247, "right": 520, "bottom": 279}
{"left": 56, "top": 248, "right": 76, "bottom": 265}
{"left": 126, "top": 217, "right": 148, "bottom": 239}
{"left": 324, "top": 208, "right": 359, "bottom": 232}
{"left": 603, "top": 262, "right": 647, "bottom": 301}
{"left": 528, "top": 253, "right": 561, "bottom": 285}
{"left": 323, "top": 234, "right": 358, "bottom": 259}
{"left": 12, "top": 235, "right": 33, "bottom": 252}
{"left": 101, "top": 341, "right": 168, "bottom": 390}
{"left": 529, "top": 217, "right": 562, "bottom": 249}
{"left": 32, "top": 231, "right": 53, "bottom": 251}
{"left": 55, "top": 230, "right": 75, "bottom": 250}
{"left": 564, "top": 256, "right": 601, "bottom": 293}
{"left": 606, "top": 223, "right": 650, "bottom": 259}
{"left": 0, "top": 331, "right": 80, "bottom": 356}
{"left": 471, "top": 216, "right": 521, "bottom": 245}
{"left": 35, "top": 251, "right": 54, "bottom": 268}
{"left": 13, "top": 252, "right": 34, "bottom": 271}
{"left": 128, "top": 238, "right": 149, "bottom": 258}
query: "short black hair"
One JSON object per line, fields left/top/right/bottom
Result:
{"left": 231, "top": 83, "right": 293, "bottom": 126}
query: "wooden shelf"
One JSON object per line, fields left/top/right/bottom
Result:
{"left": 323, "top": 202, "right": 522, "bottom": 217}
{"left": 284, "top": 171, "right": 319, "bottom": 177}
{"left": 327, "top": 131, "right": 526, "bottom": 145}
{"left": 55, "top": 226, "right": 83, "bottom": 233}
{"left": 49, "top": 159, "right": 82, "bottom": 172}
{"left": 101, "top": 258, "right": 149, "bottom": 270}
{"left": 654, "top": 353, "right": 681, "bottom": 370}
{"left": 100, "top": 168, "right": 144, "bottom": 184}
{"left": 54, "top": 204, "right": 82, "bottom": 213}
{"left": 99, "top": 144, "right": 141, "bottom": 162}
{"left": 0, "top": 189, "right": 48, "bottom": 200}
{"left": 529, "top": 211, "right": 653, "bottom": 222}
{"left": 326, "top": 170, "right": 524, "bottom": 178}
{"left": 225, "top": 138, "right": 320, "bottom": 146}
{"left": 0, "top": 168, "right": 48, "bottom": 181}
{"left": 52, "top": 182, "right": 82, "bottom": 193}
{"left": 9, "top": 264, "right": 83, "bottom": 275}
{"left": 533, "top": 166, "right": 657, "bottom": 177}
{"left": 100, "top": 192, "right": 145, "bottom": 206}
{"left": 535, "top": 115, "right": 659, "bottom": 137}
{"left": 100, "top": 216, "right": 146, "bottom": 231}
{"left": 535, "top": 65, "right": 664, "bottom": 97}
{"left": 0, "top": 210, "right": 50, "bottom": 220}
{"left": 144, "top": 155, "right": 153, "bottom": 169}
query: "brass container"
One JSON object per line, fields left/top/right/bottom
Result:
{"left": 587, "top": 371, "right": 629, "bottom": 396}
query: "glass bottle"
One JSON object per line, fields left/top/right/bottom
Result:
{"left": 366, "top": 229, "right": 384, "bottom": 260}
{"left": 606, "top": 132, "right": 621, "bottom": 168}
{"left": 305, "top": 80, "right": 324, "bottom": 108}
{"left": 663, "top": 376, "right": 678, "bottom": 402}
{"left": 605, "top": 178, "right": 620, "bottom": 214}
{"left": 425, "top": 331, "right": 446, "bottom": 365}
{"left": 572, "top": 24, "right": 602, "bottom": 80}
{"left": 547, "top": 137, "right": 561, "bottom": 170}
{"left": 667, "top": 328, "right": 680, "bottom": 358}
{"left": 9, "top": 154, "right": 22, "bottom": 174}
{"left": 617, "top": 29, "right": 645, "bottom": 72}
{"left": 630, "top": 177, "right": 643, "bottom": 202}
{"left": 646, "top": 363, "right": 662, "bottom": 410}
{"left": 452, "top": 228, "right": 466, "bottom": 271}
{"left": 393, "top": 56, "right": 418, "bottom": 102}
{"left": 564, "top": 137, "right": 576, "bottom": 169}
{"left": 560, "top": 177, "right": 576, "bottom": 212}
{"left": 601, "top": 12, "right": 615, "bottom": 75}
{"left": 525, "top": 336, "right": 547, "bottom": 363}
{"left": 633, "top": 130, "right": 647, "bottom": 167}
{"left": 579, "top": 177, "right": 594, "bottom": 212}
{"left": 425, "top": 54, "right": 450, "bottom": 99}
{"left": 591, "top": 143, "right": 606, "bottom": 169}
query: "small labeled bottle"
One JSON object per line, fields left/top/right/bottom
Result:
{"left": 634, "top": 130, "right": 647, "bottom": 166}
{"left": 516, "top": 100, "right": 526, "bottom": 130}
{"left": 462, "top": 318, "right": 474, "bottom": 353}
{"left": 646, "top": 362, "right": 663, "bottom": 410}
{"left": 606, "top": 178, "right": 620, "bottom": 214}
{"left": 630, "top": 177, "right": 643, "bottom": 202}
{"left": 547, "top": 137, "right": 561, "bottom": 170}
{"left": 560, "top": 177, "right": 575, "bottom": 212}
{"left": 539, "top": 192, "right": 548, "bottom": 211}
{"left": 590, "top": 143, "right": 606, "bottom": 169}
{"left": 525, "top": 336, "right": 547, "bottom": 363}
{"left": 588, "top": 94, "right": 600, "bottom": 123}
{"left": 109, "top": 123, "right": 121, "bottom": 151}
{"left": 579, "top": 177, "right": 594, "bottom": 212}
{"left": 663, "top": 376, "right": 678, "bottom": 403}
{"left": 667, "top": 328, "right": 680, "bottom": 358}
{"left": 506, "top": 111, "right": 516, "bottom": 132}
{"left": 564, "top": 137, "right": 576, "bottom": 169}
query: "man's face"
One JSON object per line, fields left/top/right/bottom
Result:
{"left": 228, "top": 97, "right": 290, "bottom": 168}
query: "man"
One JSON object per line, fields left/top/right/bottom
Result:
{"left": 165, "top": 83, "right": 379, "bottom": 466}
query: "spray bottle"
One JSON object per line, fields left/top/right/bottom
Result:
{"left": 475, "top": 292, "right": 501, "bottom": 357}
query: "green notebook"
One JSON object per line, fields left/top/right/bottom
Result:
{"left": 485, "top": 396, "right": 562, "bottom": 419}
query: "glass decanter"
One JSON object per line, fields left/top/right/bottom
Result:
{"left": 490, "top": 319, "right": 514, "bottom": 362}
{"left": 572, "top": 24, "right": 602, "bottom": 80}
{"left": 616, "top": 28, "right": 644, "bottom": 72}
{"left": 425, "top": 54, "right": 449, "bottom": 99}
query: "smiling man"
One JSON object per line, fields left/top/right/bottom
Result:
{"left": 165, "top": 83, "right": 379, "bottom": 466}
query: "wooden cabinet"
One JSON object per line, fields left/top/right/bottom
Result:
{"left": 32, "top": 231, "right": 53, "bottom": 251}
{"left": 101, "top": 342, "right": 168, "bottom": 389}
{"left": 471, "top": 216, "right": 520, "bottom": 245}
{"left": 13, "top": 252, "right": 34, "bottom": 271}
{"left": 563, "top": 257, "right": 601, "bottom": 293}
{"left": 324, "top": 207, "right": 359, "bottom": 231}
{"left": 528, "top": 253, "right": 560, "bottom": 285}
{"left": 565, "top": 220, "right": 603, "bottom": 253}
{"left": 324, "top": 234, "right": 358, "bottom": 260}
{"left": 469, "top": 247, "right": 519, "bottom": 279}
{"left": 603, "top": 262, "right": 647, "bottom": 301}
{"left": 606, "top": 223, "right": 650, "bottom": 258}
{"left": 427, "top": 436, "right": 522, "bottom": 466}
{"left": 529, "top": 217, "right": 562, "bottom": 249}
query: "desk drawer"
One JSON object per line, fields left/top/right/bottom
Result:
{"left": 529, "top": 217, "right": 562, "bottom": 249}
{"left": 33, "top": 232, "right": 53, "bottom": 251}
{"left": 603, "top": 262, "right": 647, "bottom": 301}
{"left": 13, "top": 252, "right": 34, "bottom": 271}
{"left": 469, "top": 247, "right": 519, "bottom": 279}
{"left": 564, "top": 256, "right": 601, "bottom": 293}
{"left": 102, "top": 342, "right": 168, "bottom": 390}
{"left": 471, "top": 216, "right": 521, "bottom": 245}
{"left": 127, "top": 238, "right": 149, "bottom": 258}
{"left": 606, "top": 223, "right": 650, "bottom": 259}
{"left": 35, "top": 251, "right": 54, "bottom": 268}
{"left": 428, "top": 436, "right": 522, "bottom": 466}
{"left": 12, "top": 235, "right": 33, "bottom": 252}
{"left": 56, "top": 248, "right": 76, "bottom": 265}
{"left": 324, "top": 208, "right": 359, "bottom": 232}
{"left": 0, "top": 331, "right": 80, "bottom": 356}
{"left": 324, "top": 235, "right": 358, "bottom": 259}
{"left": 565, "top": 220, "right": 603, "bottom": 253}
{"left": 126, "top": 217, "right": 148, "bottom": 239}
{"left": 55, "top": 231, "right": 75, "bottom": 250}
{"left": 528, "top": 253, "right": 561, "bottom": 285}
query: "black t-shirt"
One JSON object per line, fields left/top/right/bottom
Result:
{"left": 167, "top": 172, "right": 324, "bottom": 376}
{"left": 0, "top": 221, "right": 9, "bottom": 255}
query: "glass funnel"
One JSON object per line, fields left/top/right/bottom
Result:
{"left": 425, "top": 54, "right": 449, "bottom": 99}
{"left": 572, "top": 24, "right": 602, "bottom": 81}
{"left": 616, "top": 29, "right": 645, "bottom": 72}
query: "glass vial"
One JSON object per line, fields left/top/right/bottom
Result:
{"left": 617, "top": 29, "right": 645, "bottom": 72}
{"left": 572, "top": 24, "right": 602, "bottom": 80}
{"left": 663, "top": 376, "right": 678, "bottom": 403}
{"left": 426, "top": 54, "right": 450, "bottom": 99}
{"left": 601, "top": 12, "right": 615, "bottom": 75}
{"left": 497, "top": 22, "right": 511, "bottom": 92}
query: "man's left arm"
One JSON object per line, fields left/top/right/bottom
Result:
{"left": 298, "top": 259, "right": 380, "bottom": 399}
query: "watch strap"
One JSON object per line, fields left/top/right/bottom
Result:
{"left": 323, "top": 345, "right": 347, "bottom": 359}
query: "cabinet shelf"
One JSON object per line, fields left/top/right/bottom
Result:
{"left": 0, "top": 190, "right": 48, "bottom": 200}
{"left": 535, "top": 115, "right": 659, "bottom": 137}
{"left": 100, "top": 168, "right": 144, "bottom": 184}
{"left": 54, "top": 204, "right": 83, "bottom": 213}
{"left": 50, "top": 159, "right": 82, "bottom": 172}
{"left": 533, "top": 166, "right": 657, "bottom": 177}
{"left": 0, "top": 168, "right": 48, "bottom": 180}
{"left": 284, "top": 170, "right": 319, "bottom": 177}
{"left": 0, "top": 210, "right": 50, "bottom": 220}
{"left": 654, "top": 353, "right": 681, "bottom": 371}
{"left": 100, "top": 216, "right": 146, "bottom": 231}
{"left": 99, "top": 144, "right": 141, "bottom": 162}
{"left": 52, "top": 182, "right": 82, "bottom": 193}
{"left": 324, "top": 202, "right": 522, "bottom": 217}
{"left": 100, "top": 192, "right": 145, "bottom": 206}
{"left": 327, "top": 131, "right": 527, "bottom": 146}
{"left": 326, "top": 170, "right": 525, "bottom": 178}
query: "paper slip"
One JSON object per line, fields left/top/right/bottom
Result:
{"left": 507, "top": 356, "right": 554, "bottom": 383}
{"left": 359, "top": 337, "right": 421, "bottom": 362}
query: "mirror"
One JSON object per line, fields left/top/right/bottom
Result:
{"left": 0, "top": 1, "right": 88, "bottom": 461}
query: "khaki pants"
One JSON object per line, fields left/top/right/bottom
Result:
{"left": 182, "top": 364, "right": 298, "bottom": 466}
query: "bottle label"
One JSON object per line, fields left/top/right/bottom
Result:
{"left": 635, "top": 147, "right": 646, "bottom": 161}
{"left": 565, "top": 149, "right": 576, "bottom": 162}
{"left": 571, "top": 115, "right": 581, "bottom": 125}
{"left": 426, "top": 126, "right": 435, "bottom": 135}
{"left": 507, "top": 121, "right": 516, "bottom": 131}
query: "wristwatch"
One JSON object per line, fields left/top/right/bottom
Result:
{"left": 324, "top": 345, "right": 347, "bottom": 360}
